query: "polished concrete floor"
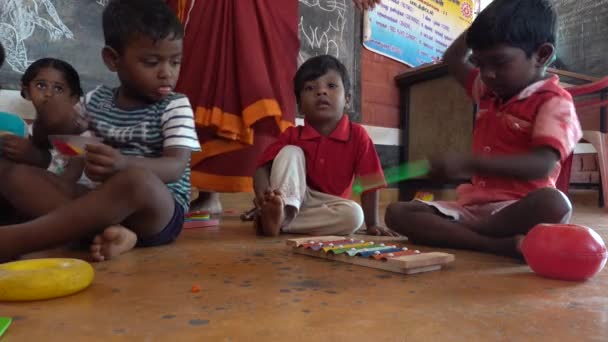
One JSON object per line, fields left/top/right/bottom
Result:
{"left": 1, "top": 192, "right": 607, "bottom": 341}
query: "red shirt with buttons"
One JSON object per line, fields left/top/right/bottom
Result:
{"left": 257, "top": 115, "right": 386, "bottom": 199}
{"left": 457, "top": 69, "right": 582, "bottom": 205}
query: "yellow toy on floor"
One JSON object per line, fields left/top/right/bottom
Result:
{"left": 0, "top": 258, "right": 94, "bottom": 301}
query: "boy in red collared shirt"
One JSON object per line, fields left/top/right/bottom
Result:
{"left": 385, "top": 0, "right": 582, "bottom": 258}
{"left": 254, "top": 55, "right": 397, "bottom": 237}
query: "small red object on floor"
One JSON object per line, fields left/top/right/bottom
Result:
{"left": 191, "top": 284, "right": 201, "bottom": 293}
{"left": 522, "top": 223, "right": 608, "bottom": 281}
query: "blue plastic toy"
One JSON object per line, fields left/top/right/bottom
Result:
{"left": 0, "top": 111, "right": 28, "bottom": 138}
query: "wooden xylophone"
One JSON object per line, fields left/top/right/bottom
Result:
{"left": 287, "top": 236, "right": 455, "bottom": 275}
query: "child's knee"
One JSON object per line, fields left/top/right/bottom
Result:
{"left": 275, "top": 145, "right": 305, "bottom": 163}
{"left": 336, "top": 201, "right": 364, "bottom": 234}
{"left": 385, "top": 201, "right": 435, "bottom": 228}
{"left": 529, "top": 187, "right": 572, "bottom": 223}
{"left": 111, "top": 168, "right": 166, "bottom": 203}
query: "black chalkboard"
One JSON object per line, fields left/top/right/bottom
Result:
{"left": 0, "top": 0, "right": 362, "bottom": 118}
{"left": 551, "top": 0, "right": 608, "bottom": 77}
{"left": 0, "top": 0, "right": 116, "bottom": 92}
{"left": 298, "top": 0, "right": 362, "bottom": 120}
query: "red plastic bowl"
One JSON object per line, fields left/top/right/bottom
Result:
{"left": 521, "top": 224, "right": 607, "bottom": 281}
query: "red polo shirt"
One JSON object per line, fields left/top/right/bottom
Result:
{"left": 257, "top": 115, "right": 385, "bottom": 199}
{"left": 457, "top": 69, "right": 582, "bottom": 205}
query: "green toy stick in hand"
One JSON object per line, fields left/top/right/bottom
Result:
{"left": 0, "top": 317, "right": 12, "bottom": 338}
{"left": 353, "top": 160, "right": 430, "bottom": 194}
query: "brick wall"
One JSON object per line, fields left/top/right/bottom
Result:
{"left": 361, "top": 49, "right": 410, "bottom": 128}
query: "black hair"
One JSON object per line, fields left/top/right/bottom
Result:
{"left": 293, "top": 55, "right": 351, "bottom": 104}
{"left": 20, "top": 58, "right": 84, "bottom": 98}
{"left": 466, "top": 0, "right": 557, "bottom": 57}
{"left": 0, "top": 42, "right": 5, "bottom": 68}
{"left": 102, "top": 0, "right": 184, "bottom": 53}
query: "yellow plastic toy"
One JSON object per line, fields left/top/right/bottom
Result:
{"left": 0, "top": 258, "right": 95, "bottom": 301}
{"left": 414, "top": 191, "right": 435, "bottom": 201}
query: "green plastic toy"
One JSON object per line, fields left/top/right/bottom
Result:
{"left": 0, "top": 317, "right": 12, "bottom": 337}
{"left": 353, "top": 160, "right": 430, "bottom": 194}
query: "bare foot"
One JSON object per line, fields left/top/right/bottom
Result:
{"left": 260, "top": 191, "right": 285, "bottom": 237}
{"left": 90, "top": 225, "right": 138, "bottom": 262}
{"left": 189, "top": 191, "right": 223, "bottom": 215}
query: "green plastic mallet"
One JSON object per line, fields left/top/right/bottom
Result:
{"left": 0, "top": 317, "right": 11, "bottom": 338}
{"left": 353, "top": 160, "right": 430, "bottom": 194}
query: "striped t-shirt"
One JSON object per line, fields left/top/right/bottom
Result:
{"left": 85, "top": 85, "right": 200, "bottom": 211}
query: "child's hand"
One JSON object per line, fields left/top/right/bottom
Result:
{"left": 84, "top": 144, "right": 128, "bottom": 182}
{"left": 254, "top": 189, "right": 272, "bottom": 208}
{"left": 367, "top": 225, "right": 400, "bottom": 237}
{"left": 430, "top": 154, "right": 474, "bottom": 180}
{"left": 1, "top": 135, "right": 37, "bottom": 163}
{"left": 352, "top": 0, "right": 382, "bottom": 10}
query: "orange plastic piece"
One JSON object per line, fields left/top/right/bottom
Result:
{"left": 52, "top": 140, "right": 82, "bottom": 156}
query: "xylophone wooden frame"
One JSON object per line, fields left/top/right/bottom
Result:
{"left": 287, "top": 236, "right": 455, "bottom": 275}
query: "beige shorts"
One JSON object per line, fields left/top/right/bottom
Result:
{"left": 416, "top": 199, "right": 517, "bottom": 223}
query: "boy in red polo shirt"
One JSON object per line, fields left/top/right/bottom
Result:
{"left": 254, "top": 55, "right": 397, "bottom": 237}
{"left": 385, "top": 0, "right": 582, "bottom": 258}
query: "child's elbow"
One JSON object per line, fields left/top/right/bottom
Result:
{"left": 542, "top": 161, "right": 560, "bottom": 178}
{"left": 528, "top": 149, "right": 561, "bottom": 180}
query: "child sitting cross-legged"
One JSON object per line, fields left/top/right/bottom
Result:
{"left": 384, "top": 0, "right": 582, "bottom": 258}
{"left": 254, "top": 55, "right": 399, "bottom": 237}
{"left": 0, "top": 0, "right": 200, "bottom": 262}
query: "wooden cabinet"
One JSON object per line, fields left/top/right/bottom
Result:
{"left": 395, "top": 63, "right": 476, "bottom": 200}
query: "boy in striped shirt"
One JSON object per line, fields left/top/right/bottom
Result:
{"left": 0, "top": 0, "right": 200, "bottom": 262}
